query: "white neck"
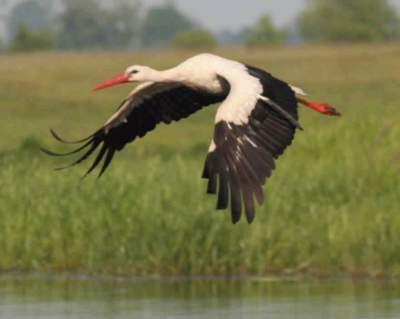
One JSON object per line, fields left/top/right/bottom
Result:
{"left": 144, "top": 67, "right": 183, "bottom": 83}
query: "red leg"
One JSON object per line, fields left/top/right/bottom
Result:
{"left": 298, "top": 98, "right": 341, "bottom": 116}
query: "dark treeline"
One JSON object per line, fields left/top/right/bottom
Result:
{"left": 0, "top": 0, "right": 400, "bottom": 52}
{"left": 1, "top": 0, "right": 219, "bottom": 51}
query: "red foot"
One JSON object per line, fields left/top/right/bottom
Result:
{"left": 299, "top": 99, "right": 341, "bottom": 116}
{"left": 309, "top": 102, "right": 341, "bottom": 116}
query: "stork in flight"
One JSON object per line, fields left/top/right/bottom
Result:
{"left": 43, "top": 53, "right": 340, "bottom": 224}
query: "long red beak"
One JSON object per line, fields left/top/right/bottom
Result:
{"left": 94, "top": 74, "right": 130, "bottom": 91}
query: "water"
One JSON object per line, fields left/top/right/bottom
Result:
{"left": 1, "top": 276, "right": 400, "bottom": 319}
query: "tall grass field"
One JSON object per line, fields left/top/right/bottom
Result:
{"left": 0, "top": 45, "right": 399, "bottom": 276}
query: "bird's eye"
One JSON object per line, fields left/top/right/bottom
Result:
{"left": 130, "top": 70, "right": 139, "bottom": 74}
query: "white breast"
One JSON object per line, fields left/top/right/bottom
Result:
{"left": 214, "top": 65, "right": 263, "bottom": 125}
{"left": 177, "top": 54, "right": 264, "bottom": 125}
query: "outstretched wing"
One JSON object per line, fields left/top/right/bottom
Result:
{"left": 202, "top": 67, "right": 299, "bottom": 224}
{"left": 43, "top": 81, "right": 228, "bottom": 177}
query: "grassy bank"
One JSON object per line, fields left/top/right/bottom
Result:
{"left": 0, "top": 45, "right": 400, "bottom": 276}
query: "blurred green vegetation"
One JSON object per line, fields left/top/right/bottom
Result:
{"left": 11, "top": 25, "right": 55, "bottom": 52}
{"left": 299, "top": 0, "right": 400, "bottom": 43}
{"left": 246, "top": 15, "right": 286, "bottom": 47}
{"left": 2, "top": 0, "right": 400, "bottom": 50}
{"left": 173, "top": 30, "right": 217, "bottom": 50}
{"left": 140, "top": 2, "right": 195, "bottom": 48}
{"left": 7, "top": 0, "right": 53, "bottom": 40}
{"left": 0, "top": 46, "right": 399, "bottom": 276}
{"left": 57, "top": 0, "right": 141, "bottom": 50}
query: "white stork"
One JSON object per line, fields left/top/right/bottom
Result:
{"left": 43, "top": 53, "right": 340, "bottom": 224}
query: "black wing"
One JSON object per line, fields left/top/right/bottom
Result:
{"left": 43, "top": 81, "right": 227, "bottom": 177}
{"left": 202, "top": 67, "right": 299, "bottom": 224}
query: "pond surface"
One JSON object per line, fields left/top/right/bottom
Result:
{"left": 1, "top": 276, "right": 400, "bottom": 319}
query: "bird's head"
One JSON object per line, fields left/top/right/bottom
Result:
{"left": 94, "top": 65, "right": 153, "bottom": 91}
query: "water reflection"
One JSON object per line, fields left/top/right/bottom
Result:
{"left": 1, "top": 276, "right": 400, "bottom": 319}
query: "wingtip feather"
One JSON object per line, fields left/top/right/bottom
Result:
{"left": 50, "top": 128, "right": 94, "bottom": 145}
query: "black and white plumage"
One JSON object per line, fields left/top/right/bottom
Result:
{"left": 43, "top": 54, "right": 339, "bottom": 224}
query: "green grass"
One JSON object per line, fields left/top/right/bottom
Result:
{"left": 0, "top": 45, "right": 400, "bottom": 276}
